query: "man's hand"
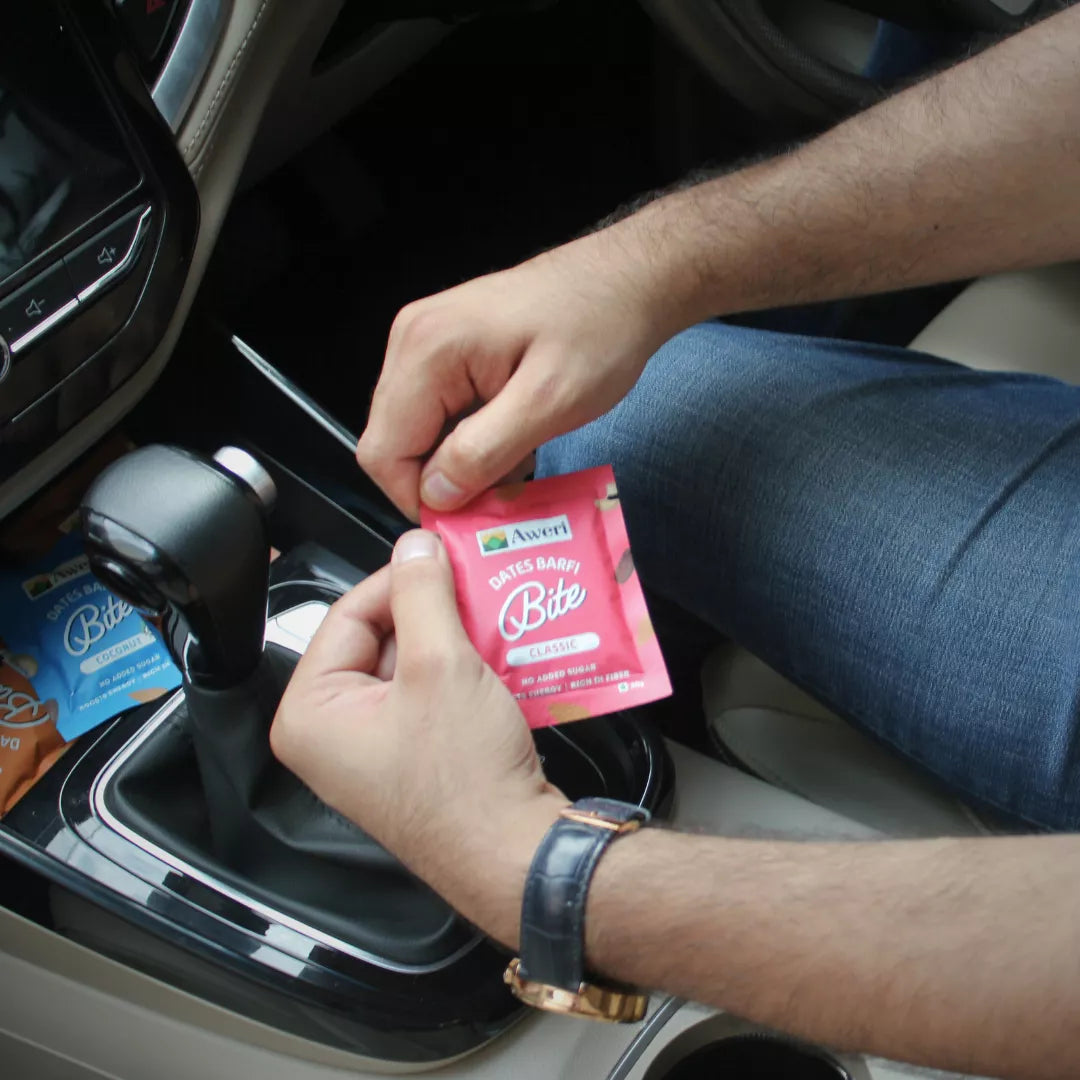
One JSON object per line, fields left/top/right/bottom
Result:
{"left": 359, "top": 6, "right": 1080, "bottom": 522}
{"left": 270, "top": 529, "right": 566, "bottom": 945}
{"left": 356, "top": 231, "right": 688, "bottom": 520}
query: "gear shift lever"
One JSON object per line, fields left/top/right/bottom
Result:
{"left": 81, "top": 444, "right": 275, "bottom": 689}
{"left": 80, "top": 445, "right": 478, "bottom": 965}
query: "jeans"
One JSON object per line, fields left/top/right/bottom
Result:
{"left": 536, "top": 322, "right": 1080, "bottom": 831}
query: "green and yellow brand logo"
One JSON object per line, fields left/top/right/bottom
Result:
{"left": 21, "top": 555, "right": 90, "bottom": 600}
{"left": 479, "top": 529, "right": 509, "bottom": 553}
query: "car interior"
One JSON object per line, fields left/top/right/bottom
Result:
{"left": 1, "top": 2, "right": 1077, "bottom": 1078}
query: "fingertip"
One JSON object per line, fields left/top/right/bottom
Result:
{"left": 393, "top": 529, "right": 440, "bottom": 564}
{"left": 419, "top": 383, "right": 549, "bottom": 512}
{"left": 420, "top": 469, "right": 467, "bottom": 511}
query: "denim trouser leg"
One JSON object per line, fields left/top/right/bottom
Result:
{"left": 536, "top": 322, "right": 1080, "bottom": 831}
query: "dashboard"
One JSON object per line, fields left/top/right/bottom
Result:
{"left": 0, "top": 1, "right": 198, "bottom": 490}
{"left": 0, "top": 0, "right": 449, "bottom": 521}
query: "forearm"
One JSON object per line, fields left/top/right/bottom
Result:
{"left": 607, "top": 7, "right": 1080, "bottom": 332}
{"left": 580, "top": 829, "right": 1080, "bottom": 1079}
{"left": 423, "top": 795, "right": 1080, "bottom": 1077}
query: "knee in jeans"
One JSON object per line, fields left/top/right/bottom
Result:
{"left": 538, "top": 326, "right": 726, "bottom": 483}
{"left": 536, "top": 404, "right": 664, "bottom": 495}
{"left": 538, "top": 414, "right": 616, "bottom": 479}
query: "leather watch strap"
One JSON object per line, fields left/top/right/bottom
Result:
{"left": 517, "top": 797, "right": 649, "bottom": 991}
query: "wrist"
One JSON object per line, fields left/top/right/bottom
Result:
{"left": 547, "top": 209, "right": 705, "bottom": 351}
{"left": 617, "top": 198, "right": 705, "bottom": 333}
{"left": 616, "top": 167, "right": 782, "bottom": 331}
{"left": 504, "top": 798, "right": 655, "bottom": 1022}
{"left": 429, "top": 791, "right": 569, "bottom": 949}
{"left": 581, "top": 825, "right": 674, "bottom": 985}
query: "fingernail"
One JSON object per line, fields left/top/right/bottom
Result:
{"left": 394, "top": 530, "right": 439, "bottom": 564}
{"left": 421, "top": 470, "right": 465, "bottom": 509}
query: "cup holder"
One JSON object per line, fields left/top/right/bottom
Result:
{"left": 657, "top": 1033, "right": 852, "bottom": 1079}
{"left": 642, "top": 1014, "right": 870, "bottom": 1080}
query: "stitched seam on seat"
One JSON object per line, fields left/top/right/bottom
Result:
{"left": 185, "top": 0, "right": 273, "bottom": 159}
{"left": 191, "top": 128, "right": 220, "bottom": 180}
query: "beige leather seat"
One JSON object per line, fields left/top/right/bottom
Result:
{"left": 703, "top": 262, "right": 1080, "bottom": 838}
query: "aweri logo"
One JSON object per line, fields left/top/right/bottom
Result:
{"left": 476, "top": 515, "right": 573, "bottom": 557}
{"left": 21, "top": 555, "right": 90, "bottom": 600}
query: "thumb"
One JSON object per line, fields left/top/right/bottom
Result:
{"left": 419, "top": 368, "right": 561, "bottom": 511}
{"left": 389, "top": 530, "right": 472, "bottom": 677}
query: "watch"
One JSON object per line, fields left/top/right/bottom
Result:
{"left": 503, "top": 796, "right": 651, "bottom": 1023}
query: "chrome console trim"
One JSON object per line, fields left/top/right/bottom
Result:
{"left": 74, "top": 207, "right": 154, "bottom": 306}
{"left": 212, "top": 446, "right": 278, "bottom": 510}
{"left": 152, "top": 0, "right": 233, "bottom": 133}
{"left": 90, "top": 601, "right": 483, "bottom": 976}
{"left": 10, "top": 299, "right": 80, "bottom": 356}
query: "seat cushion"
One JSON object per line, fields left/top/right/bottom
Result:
{"left": 702, "top": 644, "right": 988, "bottom": 838}
{"left": 909, "top": 262, "right": 1080, "bottom": 383}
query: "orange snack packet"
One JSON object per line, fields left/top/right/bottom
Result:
{"left": 0, "top": 643, "right": 68, "bottom": 814}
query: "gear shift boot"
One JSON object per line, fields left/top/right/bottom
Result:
{"left": 103, "top": 639, "right": 469, "bottom": 966}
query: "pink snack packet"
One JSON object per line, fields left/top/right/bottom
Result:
{"left": 421, "top": 466, "right": 672, "bottom": 729}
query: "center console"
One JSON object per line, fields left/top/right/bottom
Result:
{"left": 0, "top": 439, "right": 674, "bottom": 1066}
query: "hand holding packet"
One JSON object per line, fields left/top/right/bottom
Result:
{"left": 421, "top": 466, "right": 671, "bottom": 728}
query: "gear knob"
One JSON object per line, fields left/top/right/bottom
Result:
{"left": 81, "top": 445, "right": 276, "bottom": 689}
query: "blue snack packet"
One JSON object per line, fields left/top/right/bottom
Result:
{"left": 0, "top": 530, "right": 181, "bottom": 742}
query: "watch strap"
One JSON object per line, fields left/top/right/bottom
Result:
{"left": 517, "top": 797, "right": 649, "bottom": 991}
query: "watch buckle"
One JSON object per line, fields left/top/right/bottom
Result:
{"left": 558, "top": 806, "right": 645, "bottom": 834}
{"left": 503, "top": 958, "right": 648, "bottom": 1023}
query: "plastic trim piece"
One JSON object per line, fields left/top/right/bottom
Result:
{"left": 74, "top": 207, "right": 154, "bottom": 307}
{"left": 9, "top": 299, "right": 80, "bottom": 356}
{"left": 5, "top": 205, "right": 154, "bottom": 365}
{"left": 152, "top": 0, "right": 233, "bottom": 132}
{"left": 606, "top": 995, "right": 686, "bottom": 1080}
{"left": 90, "top": 601, "right": 485, "bottom": 977}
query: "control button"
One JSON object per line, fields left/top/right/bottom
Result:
{"left": 0, "top": 336, "right": 10, "bottom": 384}
{"left": 113, "top": 0, "right": 183, "bottom": 63}
{"left": 64, "top": 207, "right": 151, "bottom": 302}
{"left": 0, "top": 263, "right": 79, "bottom": 354}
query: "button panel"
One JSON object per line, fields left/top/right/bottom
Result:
{"left": 0, "top": 263, "right": 79, "bottom": 353}
{"left": 0, "top": 206, "right": 152, "bottom": 360}
{"left": 65, "top": 207, "right": 151, "bottom": 302}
